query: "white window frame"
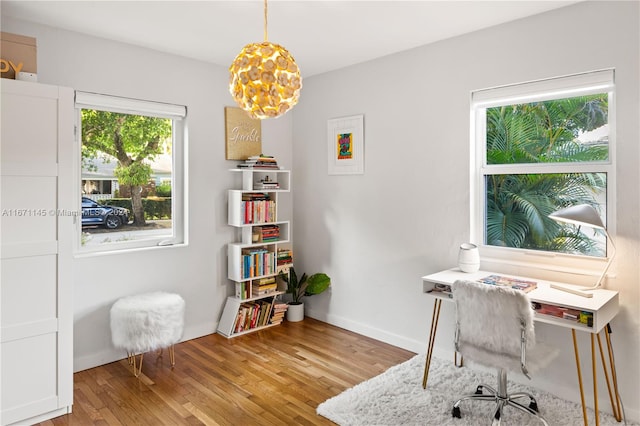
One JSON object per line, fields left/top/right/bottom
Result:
{"left": 74, "top": 91, "right": 188, "bottom": 255}
{"left": 470, "top": 69, "right": 616, "bottom": 274}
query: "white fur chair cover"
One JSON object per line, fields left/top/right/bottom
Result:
{"left": 110, "top": 292, "right": 185, "bottom": 353}
{"left": 452, "top": 279, "right": 557, "bottom": 374}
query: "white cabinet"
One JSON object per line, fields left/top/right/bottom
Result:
{"left": 1, "top": 79, "right": 74, "bottom": 425}
{"left": 217, "top": 169, "right": 292, "bottom": 337}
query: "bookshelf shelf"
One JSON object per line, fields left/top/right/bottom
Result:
{"left": 218, "top": 167, "right": 292, "bottom": 338}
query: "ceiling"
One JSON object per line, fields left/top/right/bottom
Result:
{"left": 1, "top": 1, "right": 579, "bottom": 78}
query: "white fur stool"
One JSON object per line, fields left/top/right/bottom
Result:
{"left": 110, "top": 292, "right": 185, "bottom": 377}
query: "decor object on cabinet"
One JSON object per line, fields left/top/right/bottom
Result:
{"left": 278, "top": 267, "right": 331, "bottom": 322}
{"left": 217, "top": 167, "right": 293, "bottom": 337}
{"left": 225, "top": 106, "right": 262, "bottom": 160}
{"left": 457, "top": 243, "right": 480, "bottom": 273}
{"left": 1, "top": 32, "right": 37, "bottom": 79}
{"left": 110, "top": 292, "right": 185, "bottom": 377}
{"left": 548, "top": 204, "right": 616, "bottom": 298}
{"left": 228, "top": 0, "right": 302, "bottom": 119}
{"left": 327, "top": 114, "right": 364, "bottom": 175}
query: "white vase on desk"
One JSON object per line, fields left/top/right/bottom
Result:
{"left": 458, "top": 243, "right": 480, "bottom": 273}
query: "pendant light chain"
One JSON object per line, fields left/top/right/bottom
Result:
{"left": 263, "top": 0, "right": 268, "bottom": 42}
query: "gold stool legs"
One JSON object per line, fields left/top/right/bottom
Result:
{"left": 125, "top": 345, "right": 177, "bottom": 378}
{"left": 127, "top": 351, "right": 145, "bottom": 377}
{"left": 422, "top": 298, "right": 442, "bottom": 389}
{"left": 169, "top": 344, "right": 176, "bottom": 366}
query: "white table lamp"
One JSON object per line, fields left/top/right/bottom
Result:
{"left": 548, "top": 204, "right": 615, "bottom": 298}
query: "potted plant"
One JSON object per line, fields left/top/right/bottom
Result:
{"left": 279, "top": 267, "right": 331, "bottom": 322}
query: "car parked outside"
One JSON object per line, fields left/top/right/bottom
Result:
{"left": 82, "top": 197, "right": 130, "bottom": 229}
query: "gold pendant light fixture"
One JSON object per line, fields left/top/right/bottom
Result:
{"left": 229, "top": 0, "right": 302, "bottom": 119}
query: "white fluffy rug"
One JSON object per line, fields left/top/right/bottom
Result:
{"left": 317, "top": 354, "right": 636, "bottom": 426}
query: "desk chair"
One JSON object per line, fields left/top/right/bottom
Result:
{"left": 451, "top": 279, "right": 557, "bottom": 425}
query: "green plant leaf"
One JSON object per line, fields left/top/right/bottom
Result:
{"left": 305, "top": 273, "right": 331, "bottom": 295}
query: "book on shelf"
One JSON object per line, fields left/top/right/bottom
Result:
{"left": 257, "top": 300, "right": 272, "bottom": 326}
{"left": 254, "top": 282, "right": 277, "bottom": 291}
{"left": 253, "top": 224, "right": 280, "bottom": 243}
{"left": 241, "top": 196, "right": 276, "bottom": 224}
{"left": 241, "top": 247, "right": 275, "bottom": 279}
{"left": 233, "top": 306, "right": 248, "bottom": 333}
{"left": 235, "top": 282, "right": 248, "bottom": 300}
{"left": 477, "top": 274, "right": 538, "bottom": 293}
{"left": 254, "top": 182, "right": 280, "bottom": 189}
{"left": 271, "top": 302, "right": 288, "bottom": 313}
{"left": 427, "top": 283, "right": 453, "bottom": 298}
{"left": 252, "top": 285, "right": 278, "bottom": 297}
{"left": 270, "top": 303, "right": 288, "bottom": 325}
{"left": 238, "top": 155, "right": 281, "bottom": 169}
{"left": 276, "top": 249, "right": 293, "bottom": 271}
{"left": 531, "top": 302, "right": 592, "bottom": 326}
{"left": 254, "top": 175, "right": 280, "bottom": 190}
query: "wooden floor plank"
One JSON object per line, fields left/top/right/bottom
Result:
{"left": 35, "top": 318, "right": 415, "bottom": 425}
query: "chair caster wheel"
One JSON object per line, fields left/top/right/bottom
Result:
{"left": 529, "top": 401, "right": 539, "bottom": 412}
{"left": 452, "top": 406, "right": 461, "bottom": 418}
{"left": 475, "top": 386, "right": 483, "bottom": 395}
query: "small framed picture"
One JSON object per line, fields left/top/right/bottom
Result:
{"left": 327, "top": 114, "right": 364, "bottom": 175}
{"left": 225, "top": 107, "right": 262, "bottom": 160}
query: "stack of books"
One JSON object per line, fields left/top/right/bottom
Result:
{"left": 277, "top": 249, "right": 293, "bottom": 273}
{"left": 252, "top": 276, "right": 278, "bottom": 297}
{"left": 238, "top": 155, "right": 280, "bottom": 170}
{"left": 254, "top": 224, "right": 280, "bottom": 243}
{"left": 270, "top": 302, "right": 288, "bottom": 325}
{"left": 254, "top": 174, "right": 280, "bottom": 190}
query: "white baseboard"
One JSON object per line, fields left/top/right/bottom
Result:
{"left": 305, "top": 308, "right": 425, "bottom": 354}
{"left": 73, "top": 321, "right": 217, "bottom": 372}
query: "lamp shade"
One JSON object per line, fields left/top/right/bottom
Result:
{"left": 229, "top": 41, "right": 302, "bottom": 119}
{"left": 548, "top": 204, "right": 605, "bottom": 229}
{"left": 548, "top": 203, "right": 614, "bottom": 297}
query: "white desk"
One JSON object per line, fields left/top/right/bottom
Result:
{"left": 422, "top": 268, "right": 622, "bottom": 426}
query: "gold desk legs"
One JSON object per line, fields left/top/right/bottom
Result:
{"left": 598, "top": 326, "right": 622, "bottom": 421}
{"left": 571, "top": 325, "right": 623, "bottom": 426}
{"left": 591, "top": 333, "right": 599, "bottom": 426}
{"left": 422, "top": 298, "right": 442, "bottom": 389}
{"left": 572, "top": 329, "right": 588, "bottom": 426}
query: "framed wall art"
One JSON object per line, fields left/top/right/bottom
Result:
{"left": 225, "top": 106, "right": 262, "bottom": 160}
{"left": 327, "top": 114, "right": 364, "bottom": 175}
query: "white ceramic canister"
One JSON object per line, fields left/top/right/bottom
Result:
{"left": 458, "top": 243, "right": 480, "bottom": 273}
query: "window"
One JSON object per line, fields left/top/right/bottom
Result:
{"left": 471, "top": 70, "right": 615, "bottom": 266}
{"left": 75, "top": 92, "right": 187, "bottom": 253}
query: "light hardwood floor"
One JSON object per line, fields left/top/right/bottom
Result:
{"left": 36, "top": 318, "right": 415, "bottom": 426}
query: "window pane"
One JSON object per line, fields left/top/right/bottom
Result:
{"left": 486, "top": 94, "right": 609, "bottom": 165}
{"left": 80, "top": 109, "right": 174, "bottom": 248}
{"left": 484, "top": 172, "right": 607, "bottom": 257}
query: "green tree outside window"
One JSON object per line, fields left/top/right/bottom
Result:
{"left": 485, "top": 94, "right": 608, "bottom": 256}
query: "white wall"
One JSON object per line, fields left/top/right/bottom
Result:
{"left": 292, "top": 1, "right": 640, "bottom": 421}
{"left": 0, "top": 18, "right": 294, "bottom": 370}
